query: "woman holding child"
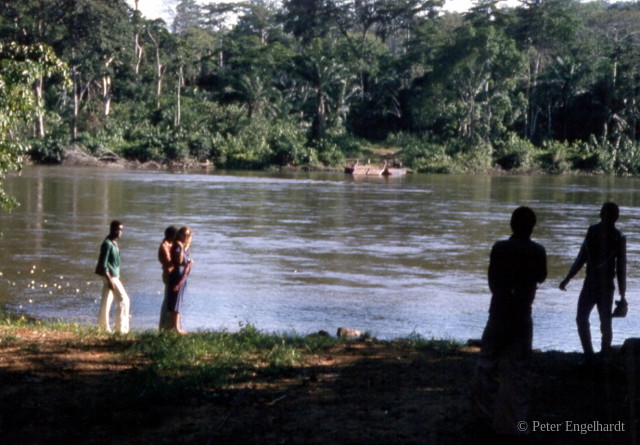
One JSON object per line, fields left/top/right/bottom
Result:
{"left": 166, "top": 226, "right": 193, "bottom": 334}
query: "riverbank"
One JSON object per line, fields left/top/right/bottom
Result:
{"left": 0, "top": 316, "right": 634, "bottom": 444}
{"left": 58, "top": 146, "right": 411, "bottom": 174}
{"left": 58, "top": 146, "right": 216, "bottom": 171}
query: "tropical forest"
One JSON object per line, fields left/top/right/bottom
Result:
{"left": 4, "top": 0, "right": 640, "bottom": 177}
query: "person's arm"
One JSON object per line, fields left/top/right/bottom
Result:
{"left": 171, "top": 245, "right": 192, "bottom": 292}
{"left": 559, "top": 239, "right": 587, "bottom": 290}
{"left": 171, "top": 242, "right": 183, "bottom": 269}
{"left": 617, "top": 235, "right": 627, "bottom": 300}
{"left": 172, "top": 261, "right": 191, "bottom": 292}
{"left": 104, "top": 270, "right": 115, "bottom": 290}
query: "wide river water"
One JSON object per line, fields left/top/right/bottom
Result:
{"left": 1, "top": 166, "right": 640, "bottom": 351}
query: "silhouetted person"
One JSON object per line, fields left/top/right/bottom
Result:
{"left": 559, "top": 202, "right": 626, "bottom": 362}
{"left": 158, "top": 225, "right": 178, "bottom": 330}
{"left": 473, "top": 207, "right": 547, "bottom": 437}
{"left": 95, "top": 220, "right": 130, "bottom": 334}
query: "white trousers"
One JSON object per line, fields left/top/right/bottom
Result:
{"left": 98, "top": 276, "right": 130, "bottom": 334}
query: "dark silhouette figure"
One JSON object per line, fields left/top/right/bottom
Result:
{"left": 559, "top": 202, "right": 627, "bottom": 361}
{"left": 158, "top": 225, "right": 178, "bottom": 330}
{"left": 473, "top": 207, "right": 547, "bottom": 436}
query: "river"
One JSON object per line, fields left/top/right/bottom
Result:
{"left": 0, "top": 165, "right": 639, "bottom": 351}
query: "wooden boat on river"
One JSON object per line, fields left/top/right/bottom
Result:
{"left": 344, "top": 159, "right": 407, "bottom": 176}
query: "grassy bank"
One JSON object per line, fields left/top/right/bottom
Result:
{"left": 0, "top": 313, "right": 459, "bottom": 402}
{"left": 0, "top": 313, "right": 633, "bottom": 444}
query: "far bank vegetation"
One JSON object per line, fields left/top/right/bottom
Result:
{"left": 5, "top": 0, "right": 640, "bottom": 175}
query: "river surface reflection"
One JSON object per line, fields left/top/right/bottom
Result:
{"left": 1, "top": 166, "right": 640, "bottom": 351}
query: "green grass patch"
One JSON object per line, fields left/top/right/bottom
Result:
{"left": 0, "top": 311, "right": 35, "bottom": 327}
{"left": 398, "top": 331, "right": 465, "bottom": 355}
{"left": 127, "top": 324, "right": 339, "bottom": 386}
{"left": 0, "top": 313, "right": 467, "bottom": 406}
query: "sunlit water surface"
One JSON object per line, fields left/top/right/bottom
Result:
{"left": 1, "top": 166, "right": 640, "bottom": 351}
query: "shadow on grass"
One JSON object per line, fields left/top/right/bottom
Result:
{"left": 0, "top": 327, "right": 634, "bottom": 445}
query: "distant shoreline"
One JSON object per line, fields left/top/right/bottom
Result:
{"left": 34, "top": 150, "right": 597, "bottom": 178}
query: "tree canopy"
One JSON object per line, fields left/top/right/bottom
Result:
{"left": 0, "top": 42, "right": 67, "bottom": 209}
{"left": 3, "top": 0, "right": 640, "bottom": 175}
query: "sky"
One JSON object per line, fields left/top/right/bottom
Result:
{"left": 127, "top": 0, "right": 520, "bottom": 23}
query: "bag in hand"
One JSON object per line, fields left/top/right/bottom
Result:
{"left": 612, "top": 299, "right": 628, "bottom": 318}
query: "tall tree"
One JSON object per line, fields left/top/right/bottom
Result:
{"left": 512, "top": 0, "right": 583, "bottom": 141}
{"left": 132, "top": 0, "right": 145, "bottom": 77}
{"left": 292, "top": 38, "right": 355, "bottom": 139}
{"left": 0, "top": 0, "right": 66, "bottom": 138}
{"left": 587, "top": 5, "right": 640, "bottom": 144}
{"left": 173, "top": 27, "right": 217, "bottom": 126}
{"left": 145, "top": 19, "right": 175, "bottom": 109}
{"left": 234, "top": 0, "right": 283, "bottom": 44}
{"left": 0, "top": 42, "right": 68, "bottom": 209}
{"left": 59, "top": 0, "right": 133, "bottom": 137}
{"left": 412, "top": 24, "right": 525, "bottom": 145}
{"left": 370, "top": 0, "right": 443, "bottom": 48}
{"left": 280, "top": 0, "right": 342, "bottom": 43}
{"left": 173, "top": 0, "right": 203, "bottom": 34}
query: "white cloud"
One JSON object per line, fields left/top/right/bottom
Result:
{"left": 127, "top": 0, "right": 529, "bottom": 23}
{"left": 444, "top": 0, "right": 521, "bottom": 12}
{"left": 127, "top": 0, "right": 175, "bottom": 22}
{"left": 128, "top": 0, "right": 243, "bottom": 22}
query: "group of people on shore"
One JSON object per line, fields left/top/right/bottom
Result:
{"left": 473, "top": 202, "right": 627, "bottom": 440}
{"left": 94, "top": 221, "right": 193, "bottom": 335}
{"left": 92, "top": 203, "right": 627, "bottom": 439}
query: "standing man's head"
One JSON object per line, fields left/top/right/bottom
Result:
{"left": 510, "top": 206, "right": 537, "bottom": 238}
{"left": 164, "top": 225, "right": 178, "bottom": 241}
{"left": 600, "top": 202, "right": 619, "bottom": 225}
{"left": 109, "top": 220, "right": 124, "bottom": 240}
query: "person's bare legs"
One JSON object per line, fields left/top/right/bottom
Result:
{"left": 596, "top": 293, "right": 614, "bottom": 357}
{"left": 576, "top": 288, "right": 596, "bottom": 360}
{"left": 169, "top": 311, "right": 187, "bottom": 335}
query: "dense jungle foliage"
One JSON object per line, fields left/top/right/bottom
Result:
{"left": 3, "top": 0, "right": 640, "bottom": 175}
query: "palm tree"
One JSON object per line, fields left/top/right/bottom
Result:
{"left": 292, "top": 39, "right": 355, "bottom": 140}
{"left": 237, "top": 73, "right": 279, "bottom": 118}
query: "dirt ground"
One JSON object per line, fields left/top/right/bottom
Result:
{"left": 0, "top": 328, "right": 635, "bottom": 445}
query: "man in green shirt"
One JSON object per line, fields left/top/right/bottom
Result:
{"left": 95, "top": 220, "right": 130, "bottom": 334}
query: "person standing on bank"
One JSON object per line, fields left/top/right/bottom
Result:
{"left": 158, "top": 226, "right": 178, "bottom": 330}
{"left": 166, "top": 226, "right": 193, "bottom": 334}
{"left": 473, "top": 207, "right": 547, "bottom": 437}
{"left": 559, "top": 202, "right": 627, "bottom": 362}
{"left": 95, "top": 220, "right": 130, "bottom": 334}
